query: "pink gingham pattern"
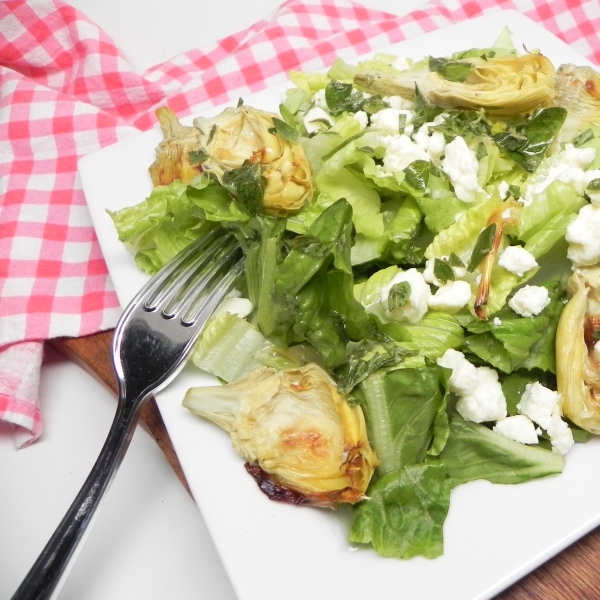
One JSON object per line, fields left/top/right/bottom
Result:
{"left": 1, "top": 0, "right": 599, "bottom": 448}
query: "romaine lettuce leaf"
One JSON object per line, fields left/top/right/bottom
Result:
{"left": 517, "top": 180, "right": 587, "bottom": 251}
{"left": 441, "top": 415, "right": 564, "bottom": 487}
{"left": 460, "top": 280, "right": 563, "bottom": 373}
{"left": 358, "top": 366, "right": 444, "bottom": 475}
{"left": 190, "top": 312, "right": 301, "bottom": 382}
{"left": 349, "top": 463, "right": 451, "bottom": 559}
{"left": 107, "top": 179, "right": 211, "bottom": 273}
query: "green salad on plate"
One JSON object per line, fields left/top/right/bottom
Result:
{"left": 108, "top": 28, "right": 600, "bottom": 560}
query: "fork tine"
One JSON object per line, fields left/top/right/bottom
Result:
{"left": 180, "top": 252, "right": 245, "bottom": 326}
{"left": 141, "top": 227, "right": 227, "bottom": 309}
{"left": 160, "top": 236, "right": 240, "bottom": 319}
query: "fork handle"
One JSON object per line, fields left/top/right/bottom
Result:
{"left": 11, "top": 394, "right": 146, "bottom": 600}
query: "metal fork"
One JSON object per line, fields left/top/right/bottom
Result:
{"left": 11, "top": 228, "right": 244, "bottom": 600}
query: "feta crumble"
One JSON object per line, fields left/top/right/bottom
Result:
{"left": 566, "top": 203, "right": 600, "bottom": 267}
{"left": 422, "top": 257, "right": 466, "bottom": 286}
{"left": 493, "top": 415, "right": 541, "bottom": 445}
{"left": 367, "top": 268, "right": 431, "bottom": 324}
{"left": 353, "top": 110, "right": 369, "bottom": 130}
{"left": 427, "top": 280, "right": 472, "bottom": 313}
{"left": 523, "top": 144, "right": 599, "bottom": 206}
{"left": 312, "top": 88, "right": 328, "bottom": 110}
{"left": 441, "top": 136, "right": 482, "bottom": 203}
{"left": 382, "top": 135, "right": 430, "bottom": 173}
{"left": 517, "top": 382, "right": 574, "bottom": 455}
{"left": 508, "top": 285, "right": 551, "bottom": 317}
{"left": 437, "top": 349, "right": 507, "bottom": 423}
{"left": 303, "top": 107, "right": 333, "bottom": 134}
{"left": 497, "top": 246, "right": 538, "bottom": 277}
{"left": 498, "top": 180, "right": 510, "bottom": 200}
{"left": 383, "top": 95, "right": 414, "bottom": 110}
{"left": 370, "top": 108, "right": 414, "bottom": 136}
{"left": 216, "top": 296, "right": 254, "bottom": 319}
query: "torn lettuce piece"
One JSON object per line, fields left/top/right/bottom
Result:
{"left": 190, "top": 312, "right": 312, "bottom": 383}
{"left": 460, "top": 280, "right": 564, "bottom": 373}
{"left": 107, "top": 178, "right": 215, "bottom": 274}
{"left": 349, "top": 462, "right": 450, "bottom": 559}
{"left": 517, "top": 180, "right": 587, "bottom": 257}
{"left": 441, "top": 415, "right": 564, "bottom": 487}
{"left": 357, "top": 366, "right": 444, "bottom": 476}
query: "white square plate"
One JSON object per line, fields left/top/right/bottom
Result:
{"left": 79, "top": 10, "right": 600, "bottom": 600}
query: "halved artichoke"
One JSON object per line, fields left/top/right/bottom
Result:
{"left": 183, "top": 363, "right": 379, "bottom": 507}
{"left": 193, "top": 105, "right": 313, "bottom": 215}
{"left": 354, "top": 54, "right": 555, "bottom": 115}
{"left": 556, "top": 267, "right": 600, "bottom": 433}
{"left": 553, "top": 63, "right": 600, "bottom": 125}
{"left": 149, "top": 107, "right": 203, "bottom": 186}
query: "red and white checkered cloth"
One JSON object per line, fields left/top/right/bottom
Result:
{"left": 1, "top": 0, "right": 599, "bottom": 448}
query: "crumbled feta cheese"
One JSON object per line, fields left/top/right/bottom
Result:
{"left": 382, "top": 134, "right": 430, "bottom": 173}
{"left": 508, "top": 285, "right": 551, "bottom": 317}
{"left": 303, "top": 107, "right": 333, "bottom": 134}
{"left": 414, "top": 127, "right": 446, "bottom": 160}
{"left": 427, "top": 280, "right": 472, "bottom": 313}
{"left": 437, "top": 349, "right": 507, "bottom": 423}
{"left": 523, "top": 144, "right": 599, "bottom": 206}
{"left": 517, "top": 382, "right": 574, "bottom": 455}
{"left": 412, "top": 114, "right": 448, "bottom": 161}
{"left": 566, "top": 203, "right": 600, "bottom": 266}
{"left": 498, "top": 180, "right": 510, "bottom": 200}
{"left": 422, "top": 257, "right": 465, "bottom": 286}
{"left": 383, "top": 95, "right": 414, "bottom": 110}
{"left": 441, "top": 136, "right": 482, "bottom": 202}
{"left": 517, "top": 382, "right": 559, "bottom": 430}
{"left": 422, "top": 258, "right": 441, "bottom": 286}
{"left": 547, "top": 417, "right": 575, "bottom": 455}
{"left": 493, "top": 317, "right": 502, "bottom": 326}
{"left": 370, "top": 108, "right": 414, "bottom": 136}
{"left": 497, "top": 246, "right": 538, "bottom": 277}
{"left": 215, "top": 296, "right": 254, "bottom": 319}
{"left": 493, "top": 415, "right": 541, "bottom": 444}
{"left": 312, "top": 88, "right": 328, "bottom": 110}
{"left": 366, "top": 268, "right": 431, "bottom": 324}
{"left": 353, "top": 110, "right": 369, "bottom": 130}
{"left": 392, "top": 56, "right": 411, "bottom": 71}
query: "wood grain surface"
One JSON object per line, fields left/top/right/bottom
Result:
{"left": 49, "top": 331, "right": 600, "bottom": 599}
{"left": 48, "top": 331, "right": 191, "bottom": 496}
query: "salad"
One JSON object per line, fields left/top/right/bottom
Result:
{"left": 108, "top": 28, "right": 600, "bottom": 560}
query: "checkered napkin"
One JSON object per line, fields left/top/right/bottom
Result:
{"left": 1, "top": 0, "right": 599, "bottom": 448}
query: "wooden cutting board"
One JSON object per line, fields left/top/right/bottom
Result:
{"left": 49, "top": 331, "right": 600, "bottom": 599}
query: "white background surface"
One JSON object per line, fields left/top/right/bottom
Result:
{"left": 0, "top": 1, "right": 429, "bottom": 599}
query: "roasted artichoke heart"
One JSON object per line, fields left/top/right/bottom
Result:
{"left": 183, "top": 363, "right": 378, "bottom": 507}
{"left": 193, "top": 105, "right": 313, "bottom": 215}
{"left": 557, "top": 267, "right": 600, "bottom": 434}
{"left": 149, "top": 107, "right": 203, "bottom": 186}
{"left": 354, "top": 54, "right": 555, "bottom": 115}
{"left": 553, "top": 63, "right": 600, "bottom": 124}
